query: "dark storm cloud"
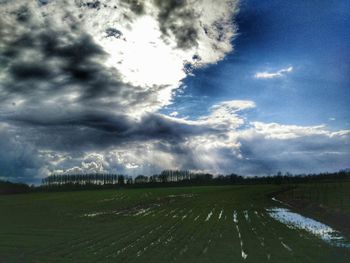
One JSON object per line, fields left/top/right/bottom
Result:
{"left": 154, "top": 0, "right": 199, "bottom": 49}
{"left": 0, "top": 1, "right": 203, "bottom": 181}
{"left": 38, "top": 0, "right": 49, "bottom": 6}
{"left": 9, "top": 63, "right": 52, "bottom": 80}
{"left": 3, "top": 30, "right": 104, "bottom": 83}
{"left": 75, "top": 1, "right": 101, "bottom": 9}
{"left": 0, "top": 4, "right": 205, "bottom": 145}
{"left": 1, "top": 31, "right": 100, "bottom": 94}
{"left": 0, "top": 19, "right": 158, "bottom": 110}
{"left": 121, "top": 0, "right": 145, "bottom": 15}
{"left": 0, "top": 127, "right": 44, "bottom": 183}
{"left": 2, "top": 110, "right": 211, "bottom": 152}
{"left": 105, "top": 27, "right": 123, "bottom": 38}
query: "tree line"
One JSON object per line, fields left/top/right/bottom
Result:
{"left": 41, "top": 173, "right": 129, "bottom": 186}
{"left": 0, "top": 180, "right": 31, "bottom": 194}
{"left": 41, "top": 169, "right": 350, "bottom": 187}
{"left": 1, "top": 169, "right": 349, "bottom": 194}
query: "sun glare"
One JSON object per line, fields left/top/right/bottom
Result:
{"left": 98, "top": 15, "right": 187, "bottom": 91}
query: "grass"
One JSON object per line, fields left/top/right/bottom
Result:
{"left": 281, "top": 182, "right": 350, "bottom": 214}
{"left": 0, "top": 184, "right": 349, "bottom": 262}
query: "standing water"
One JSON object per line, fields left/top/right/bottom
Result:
{"left": 267, "top": 207, "right": 350, "bottom": 248}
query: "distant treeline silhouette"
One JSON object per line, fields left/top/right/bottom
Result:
{"left": 41, "top": 169, "right": 350, "bottom": 188}
{"left": 42, "top": 173, "right": 128, "bottom": 186}
{"left": 0, "top": 180, "right": 31, "bottom": 194}
{"left": 1, "top": 169, "right": 349, "bottom": 194}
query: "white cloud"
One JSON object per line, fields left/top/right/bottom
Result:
{"left": 38, "top": 100, "right": 350, "bottom": 177}
{"left": 254, "top": 66, "right": 293, "bottom": 79}
{"left": 211, "top": 100, "right": 256, "bottom": 112}
{"left": 248, "top": 122, "right": 329, "bottom": 139}
{"left": 199, "top": 100, "right": 255, "bottom": 130}
{"left": 40, "top": 98, "right": 350, "bottom": 176}
{"left": 37, "top": 0, "right": 237, "bottom": 108}
{"left": 55, "top": 153, "right": 109, "bottom": 175}
{"left": 246, "top": 122, "right": 350, "bottom": 140}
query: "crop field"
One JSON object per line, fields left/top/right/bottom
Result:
{"left": 0, "top": 185, "right": 349, "bottom": 263}
{"left": 281, "top": 182, "right": 350, "bottom": 214}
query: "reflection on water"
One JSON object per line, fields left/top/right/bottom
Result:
{"left": 267, "top": 207, "right": 350, "bottom": 248}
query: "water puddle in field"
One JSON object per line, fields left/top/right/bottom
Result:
{"left": 232, "top": 211, "right": 248, "bottom": 259}
{"left": 267, "top": 207, "right": 350, "bottom": 248}
{"left": 205, "top": 210, "right": 213, "bottom": 221}
{"left": 235, "top": 224, "right": 248, "bottom": 259}
{"left": 271, "top": 197, "right": 284, "bottom": 204}
{"left": 82, "top": 203, "right": 161, "bottom": 218}
{"left": 166, "top": 194, "right": 196, "bottom": 198}
{"left": 233, "top": 210, "right": 238, "bottom": 223}
{"left": 135, "top": 208, "right": 151, "bottom": 216}
{"left": 280, "top": 239, "right": 292, "bottom": 252}
{"left": 243, "top": 210, "right": 250, "bottom": 222}
{"left": 271, "top": 197, "right": 291, "bottom": 207}
{"left": 99, "top": 194, "right": 127, "bottom": 202}
{"left": 218, "top": 209, "right": 223, "bottom": 220}
{"left": 83, "top": 212, "right": 107, "bottom": 217}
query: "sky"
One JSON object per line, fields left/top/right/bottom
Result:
{"left": 0, "top": 0, "right": 349, "bottom": 183}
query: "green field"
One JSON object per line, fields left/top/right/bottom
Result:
{"left": 281, "top": 182, "right": 350, "bottom": 214}
{"left": 1, "top": 185, "right": 349, "bottom": 262}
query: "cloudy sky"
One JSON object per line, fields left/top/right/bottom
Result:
{"left": 0, "top": 0, "right": 349, "bottom": 183}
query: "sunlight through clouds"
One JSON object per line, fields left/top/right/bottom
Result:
{"left": 0, "top": 1, "right": 349, "bottom": 182}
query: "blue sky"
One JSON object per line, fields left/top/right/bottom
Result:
{"left": 165, "top": 0, "right": 350, "bottom": 129}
